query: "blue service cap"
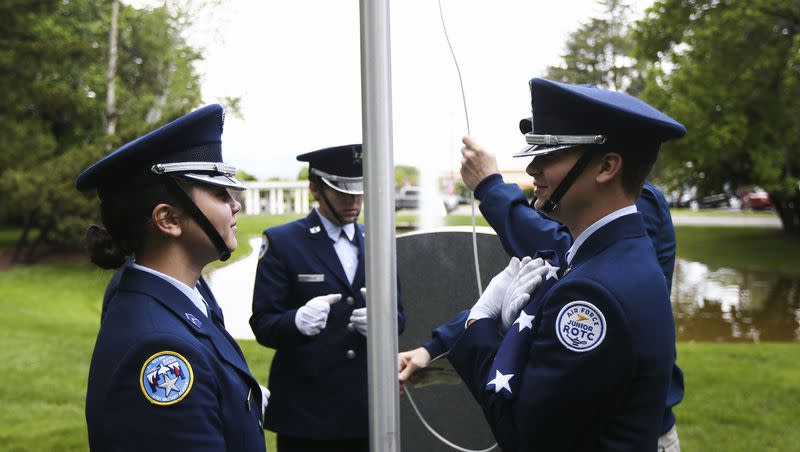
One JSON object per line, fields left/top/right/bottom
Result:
{"left": 297, "top": 144, "right": 363, "bottom": 195}
{"left": 75, "top": 104, "right": 244, "bottom": 194}
{"left": 515, "top": 78, "right": 686, "bottom": 162}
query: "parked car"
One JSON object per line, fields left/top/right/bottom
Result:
{"left": 395, "top": 186, "right": 420, "bottom": 211}
{"left": 666, "top": 186, "right": 698, "bottom": 208}
{"left": 395, "top": 186, "right": 464, "bottom": 214}
{"left": 738, "top": 187, "right": 772, "bottom": 210}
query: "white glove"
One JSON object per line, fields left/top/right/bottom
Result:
{"left": 295, "top": 293, "right": 342, "bottom": 336}
{"left": 500, "top": 258, "right": 549, "bottom": 333}
{"left": 259, "top": 385, "right": 270, "bottom": 417}
{"left": 467, "top": 256, "right": 531, "bottom": 325}
{"left": 349, "top": 288, "right": 368, "bottom": 336}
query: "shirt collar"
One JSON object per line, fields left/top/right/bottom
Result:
{"left": 315, "top": 208, "right": 355, "bottom": 242}
{"left": 130, "top": 261, "right": 208, "bottom": 316}
{"left": 566, "top": 204, "right": 638, "bottom": 266}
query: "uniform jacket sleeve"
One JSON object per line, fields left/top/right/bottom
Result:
{"left": 475, "top": 174, "right": 572, "bottom": 261}
{"left": 448, "top": 278, "right": 636, "bottom": 451}
{"left": 250, "top": 230, "right": 307, "bottom": 349}
{"left": 422, "top": 309, "right": 469, "bottom": 357}
{"left": 637, "top": 183, "right": 676, "bottom": 293}
{"left": 102, "top": 333, "right": 226, "bottom": 451}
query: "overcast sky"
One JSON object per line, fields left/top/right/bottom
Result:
{"left": 131, "top": 0, "right": 653, "bottom": 179}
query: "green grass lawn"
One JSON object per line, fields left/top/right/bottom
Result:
{"left": 1, "top": 215, "right": 799, "bottom": 450}
{"left": 674, "top": 343, "right": 800, "bottom": 451}
{"left": 674, "top": 226, "right": 800, "bottom": 273}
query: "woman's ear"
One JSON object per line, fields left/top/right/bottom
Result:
{"left": 596, "top": 152, "right": 623, "bottom": 184}
{"left": 308, "top": 180, "right": 320, "bottom": 197}
{"left": 151, "top": 203, "right": 182, "bottom": 238}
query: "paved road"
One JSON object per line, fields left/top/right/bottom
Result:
{"left": 669, "top": 213, "right": 781, "bottom": 227}
{"left": 205, "top": 237, "right": 260, "bottom": 340}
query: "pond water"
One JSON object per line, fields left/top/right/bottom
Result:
{"left": 672, "top": 258, "right": 800, "bottom": 343}
{"left": 206, "top": 238, "right": 800, "bottom": 343}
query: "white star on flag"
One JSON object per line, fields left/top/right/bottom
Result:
{"left": 159, "top": 376, "right": 179, "bottom": 397}
{"left": 544, "top": 261, "right": 559, "bottom": 281}
{"left": 487, "top": 370, "right": 514, "bottom": 394}
{"left": 514, "top": 311, "right": 535, "bottom": 332}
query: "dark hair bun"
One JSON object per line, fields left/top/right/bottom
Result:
{"left": 85, "top": 225, "right": 128, "bottom": 269}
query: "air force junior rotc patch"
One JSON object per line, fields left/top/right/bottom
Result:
{"left": 556, "top": 301, "right": 606, "bottom": 352}
{"left": 258, "top": 233, "right": 269, "bottom": 260}
{"left": 140, "top": 351, "right": 194, "bottom": 405}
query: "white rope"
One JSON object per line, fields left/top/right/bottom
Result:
{"left": 403, "top": 382, "right": 498, "bottom": 452}
{"left": 437, "top": 0, "right": 482, "bottom": 296}
{"left": 404, "top": 6, "right": 496, "bottom": 449}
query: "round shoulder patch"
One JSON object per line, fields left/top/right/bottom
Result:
{"left": 139, "top": 351, "right": 194, "bottom": 405}
{"left": 258, "top": 233, "right": 269, "bottom": 260}
{"left": 555, "top": 301, "right": 606, "bottom": 352}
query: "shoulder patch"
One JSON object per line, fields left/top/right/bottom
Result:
{"left": 555, "top": 301, "right": 606, "bottom": 352}
{"left": 258, "top": 233, "right": 269, "bottom": 260}
{"left": 140, "top": 351, "right": 194, "bottom": 405}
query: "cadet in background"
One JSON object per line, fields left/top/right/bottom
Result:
{"left": 251, "top": 144, "right": 405, "bottom": 452}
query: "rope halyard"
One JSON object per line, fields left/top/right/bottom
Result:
{"left": 400, "top": 3, "right": 500, "bottom": 451}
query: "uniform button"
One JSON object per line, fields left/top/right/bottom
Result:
{"left": 346, "top": 296, "right": 355, "bottom": 305}
{"left": 346, "top": 349, "right": 356, "bottom": 359}
{"left": 347, "top": 322, "right": 355, "bottom": 332}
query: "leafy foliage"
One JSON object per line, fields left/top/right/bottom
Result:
{"left": 0, "top": 0, "right": 204, "bottom": 261}
{"left": 546, "top": 0, "right": 646, "bottom": 94}
{"left": 633, "top": 0, "right": 800, "bottom": 231}
{"left": 394, "top": 165, "right": 419, "bottom": 188}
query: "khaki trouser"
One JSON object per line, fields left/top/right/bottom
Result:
{"left": 658, "top": 425, "right": 680, "bottom": 452}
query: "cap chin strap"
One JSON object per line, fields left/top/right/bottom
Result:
{"left": 539, "top": 150, "right": 595, "bottom": 214}
{"left": 164, "top": 178, "right": 232, "bottom": 262}
{"left": 318, "top": 187, "right": 346, "bottom": 226}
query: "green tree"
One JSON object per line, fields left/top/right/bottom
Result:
{"left": 394, "top": 165, "right": 419, "bottom": 188}
{"left": 546, "top": 0, "right": 645, "bottom": 94}
{"left": 0, "top": 1, "right": 205, "bottom": 262}
{"left": 633, "top": 0, "right": 800, "bottom": 232}
{"left": 236, "top": 169, "right": 258, "bottom": 181}
{"left": 297, "top": 167, "right": 309, "bottom": 180}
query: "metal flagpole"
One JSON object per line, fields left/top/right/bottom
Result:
{"left": 359, "top": 0, "right": 400, "bottom": 451}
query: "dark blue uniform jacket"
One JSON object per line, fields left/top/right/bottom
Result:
{"left": 424, "top": 175, "right": 684, "bottom": 434}
{"left": 449, "top": 213, "right": 675, "bottom": 451}
{"left": 250, "top": 210, "right": 405, "bottom": 439}
{"left": 86, "top": 268, "right": 266, "bottom": 452}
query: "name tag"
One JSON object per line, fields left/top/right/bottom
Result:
{"left": 297, "top": 274, "right": 325, "bottom": 283}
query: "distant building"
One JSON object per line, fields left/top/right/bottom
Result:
{"left": 242, "top": 181, "right": 311, "bottom": 215}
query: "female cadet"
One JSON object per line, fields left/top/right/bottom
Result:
{"left": 77, "top": 104, "right": 267, "bottom": 451}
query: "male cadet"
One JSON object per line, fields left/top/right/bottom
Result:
{"left": 444, "top": 78, "right": 685, "bottom": 451}
{"left": 399, "top": 120, "right": 682, "bottom": 450}
{"left": 250, "top": 144, "right": 405, "bottom": 452}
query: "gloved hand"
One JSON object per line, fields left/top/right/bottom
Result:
{"left": 500, "top": 258, "right": 549, "bottom": 333}
{"left": 348, "top": 288, "right": 368, "bottom": 337}
{"left": 259, "top": 385, "right": 270, "bottom": 418}
{"left": 295, "top": 293, "right": 342, "bottom": 336}
{"left": 468, "top": 257, "right": 532, "bottom": 325}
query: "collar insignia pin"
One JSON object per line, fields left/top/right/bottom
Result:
{"left": 185, "top": 313, "right": 202, "bottom": 328}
